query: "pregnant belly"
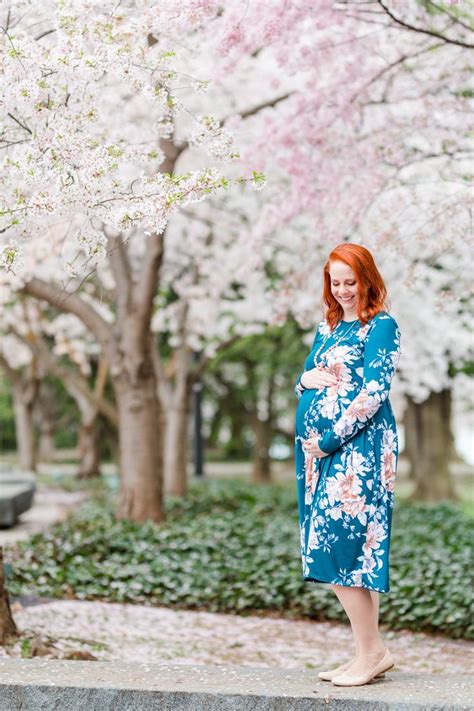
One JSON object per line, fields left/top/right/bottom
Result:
{"left": 295, "top": 388, "right": 324, "bottom": 437}
{"left": 296, "top": 384, "right": 361, "bottom": 438}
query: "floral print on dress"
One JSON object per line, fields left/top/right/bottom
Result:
{"left": 294, "top": 312, "right": 401, "bottom": 593}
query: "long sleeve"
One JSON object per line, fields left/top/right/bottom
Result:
{"left": 294, "top": 326, "right": 322, "bottom": 399}
{"left": 294, "top": 371, "right": 306, "bottom": 399}
{"left": 317, "top": 313, "right": 401, "bottom": 455}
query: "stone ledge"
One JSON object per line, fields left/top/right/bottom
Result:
{"left": 0, "top": 471, "right": 35, "bottom": 527}
{"left": 0, "top": 659, "right": 471, "bottom": 710}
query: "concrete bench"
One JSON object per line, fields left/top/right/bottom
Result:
{"left": 0, "top": 659, "right": 471, "bottom": 710}
{"left": 0, "top": 472, "right": 35, "bottom": 527}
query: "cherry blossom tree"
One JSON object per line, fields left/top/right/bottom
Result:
{"left": 22, "top": 314, "right": 116, "bottom": 478}
{"left": 1, "top": 297, "right": 117, "bottom": 475}
{"left": 224, "top": 0, "right": 473, "bottom": 499}
{"left": 151, "top": 191, "right": 274, "bottom": 494}
{"left": 1, "top": 0, "right": 471, "bottom": 511}
{"left": 0, "top": 0, "right": 269, "bottom": 520}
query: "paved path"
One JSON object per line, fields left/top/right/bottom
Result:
{"left": 0, "top": 659, "right": 471, "bottom": 710}
{"left": 0, "top": 488, "right": 85, "bottom": 546}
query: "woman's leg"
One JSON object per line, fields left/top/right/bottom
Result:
{"left": 326, "top": 585, "right": 359, "bottom": 669}
{"left": 331, "top": 584, "right": 385, "bottom": 675}
{"left": 331, "top": 589, "right": 379, "bottom": 657}
{"left": 370, "top": 590, "right": 380, "bottom": 631}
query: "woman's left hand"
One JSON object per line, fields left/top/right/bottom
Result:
{"left": 302, "top": 433, "right": 329, "bottom": 458}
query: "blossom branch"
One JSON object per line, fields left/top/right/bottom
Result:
{"left": 376, "top": 0, "right": 474, "bottom": 48}
{"left": 21, "top": 277, "right": 116, "bottom": 362}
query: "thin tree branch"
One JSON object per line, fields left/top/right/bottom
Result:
{"left": 174, "top": 93, "right": 293, "bottom": 157}
{"left": 238, "top": 92, "right": 292, "bottom": 121}
{"left": 426, "top": 1, "right": 473, "bottom": 33}
{"left": 377, "top": 0, "right": 474, "bottom": 48}
{"left": 35, "top": 28, "right": 56, "bottom": 41}
{"left": 349, "top": 42, "right": 443, "bottom": 104}
{"left": 21, "top": 277, "right": 116, "bottom": 362}
{"left": 134, "top": 137, "right": 178, "bottom": 332}
{"left": 6, "top": 112, "right": 32, "bottom": 135}
{"left": 103, "top": 227, "right": 133, "bottom": 319}
{"left": 0, "top": 351, "right": 19, "bottom": 383}
{"left": 15, "top": 329, "right": 118, "bottom": 426}
{"left": 134, "top": 231, "right": 165, "bottom": 336}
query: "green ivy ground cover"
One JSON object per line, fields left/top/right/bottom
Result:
{"left": 7, "top": 478, "right": 473, "bottom": 639}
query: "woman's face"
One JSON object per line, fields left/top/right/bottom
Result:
{"left": 329, "top": 260, "right": 359, "bottom": 312}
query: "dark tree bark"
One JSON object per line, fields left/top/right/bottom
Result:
{"left": 251, "top": 415, "right": 273, "bottom": 483}
{"left": 36, "top": 382, "right": 56, "bottom": 464}
{"left": 15, "top": 331, "right": 117, "bottom": 479}
{"left": 12, "top": 379, "right": 38, "bottom": 471}
{"left": 113, "top": 354, "right": 164, "bottom": 521}
{"left": 0, "top": 548, "right": 18, "bottom": 644}
{"left": 163, "top": 385, "right": 193, "bottom": 497}
{"left": 156, "top": 335, "right": 194, "bottom": 497}
{"left": 243, "top": 356, "right": 277, "bottom": 484}
{"left": 77, "top": 417, "right": 101, "bottom": 479}
{"left": 404, "top": 389, "right": 458, "bottom": 502}
{"left": 0, "top": 355, "right": 39, "bottom": 471}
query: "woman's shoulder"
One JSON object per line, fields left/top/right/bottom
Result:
{"left": 368, "top": 310, "right": 399, "bottom": 328}
{"left": 366, "top": 311, "right": 400, "bottom": 344}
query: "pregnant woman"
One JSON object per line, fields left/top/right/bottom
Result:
{"left": 294, "top": 243, "right": 401, "bottom": 687}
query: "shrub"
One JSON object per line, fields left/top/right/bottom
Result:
{"left": 7, "top": 478, "right": 473, "bottom": 639}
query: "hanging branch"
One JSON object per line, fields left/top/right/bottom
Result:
{"left": 0, "top": 547, "right": 18, "bottom": 644}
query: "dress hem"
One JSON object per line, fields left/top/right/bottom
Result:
{"left": 303, "top": 575, "right": 389, "bottom": 594}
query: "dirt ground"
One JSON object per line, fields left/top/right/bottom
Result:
{"left": 3, "top": 598, "right": 472, "bottom": 674}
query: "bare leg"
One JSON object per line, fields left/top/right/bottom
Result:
{"left": 335, "top": 589, "right": 379, "bottom": 659}
{"left": 331, "top": 584, "right": 358, "bottom": 666}
{"left": 370, "top": 590, "right": 380, "bottom": 628}
{"left": 331, "top": 584, "right": 386, "bottom": 676}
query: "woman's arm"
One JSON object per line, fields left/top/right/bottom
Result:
{"left": 316, "top": 313, "right": 401, "bottom": 454}
{"left": 294, "top": 325, "right": 322, "bottom": 399}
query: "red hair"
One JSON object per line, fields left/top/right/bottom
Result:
{"left": 323, "top": 243, "right": 388, "bottom": 330}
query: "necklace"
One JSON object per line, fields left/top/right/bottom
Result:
{"left": 313, "top": 319, "right": 359, "bottom": 367}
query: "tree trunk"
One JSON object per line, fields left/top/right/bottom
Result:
{"left": 402, "top": 396, "right": 417, "bottom": 478}
{"left": 164, "top": 390, "right": 192, "bottom": 497}
{"left": 405, "top": 389, "right": 458, "bottom": 501}
{"left": 114, "top": 363, "right": 164, "bottom": 522}
{"left": 22, "top": 228, "right": 167, "bottom": 523}
{"left": 159, "top": 343, "right": 194, "bottom": 497}
{"left": 77, "top": 418, "right": 101, "bottom": 479}
{"left": 251, "top": 416, "right": 273, "bottom": 483}
{"left": 38, "top": 424, "right": 55, "bottom": 464}
{"left": 248, "top": 352, "right": 276, "bottom": 484}
{"left": 12, "top": 380, "right": 37, "bottom": 471}
{"left": 37, "top": 389, "right": 55, "bottom": 462}
{"left": 36, "top": 381, "right": 56, "bottom": 463}
{"left": 0, "top": 548, "right": 18, "bottom": 644}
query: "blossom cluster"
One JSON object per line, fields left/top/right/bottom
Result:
{"left": 0, "top": 0, "right": 261, "bottom": 274}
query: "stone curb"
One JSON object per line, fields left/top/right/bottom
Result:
{"left": 0, "top": 659, "right": 472, "bottom": 710}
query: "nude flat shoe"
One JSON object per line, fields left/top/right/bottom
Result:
{"left": 331, "top": 648, "right": 394, "bottom": 687}
{"left": 318, "top": 662, "right": 352, "bottom": 682}
{"left": 318, "top": 661, "right": 385, "bottom": 682}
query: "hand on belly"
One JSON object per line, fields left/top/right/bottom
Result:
{"left": 302, "top": 431, "right": 330, "bottom": 458}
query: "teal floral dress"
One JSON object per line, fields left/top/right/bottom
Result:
{"left": 294, "top": 311, "right": 401, "bottom": 593}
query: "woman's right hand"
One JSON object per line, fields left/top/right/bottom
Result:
{"left": 301, "top": 366, "right": 338, "bottom": 390}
